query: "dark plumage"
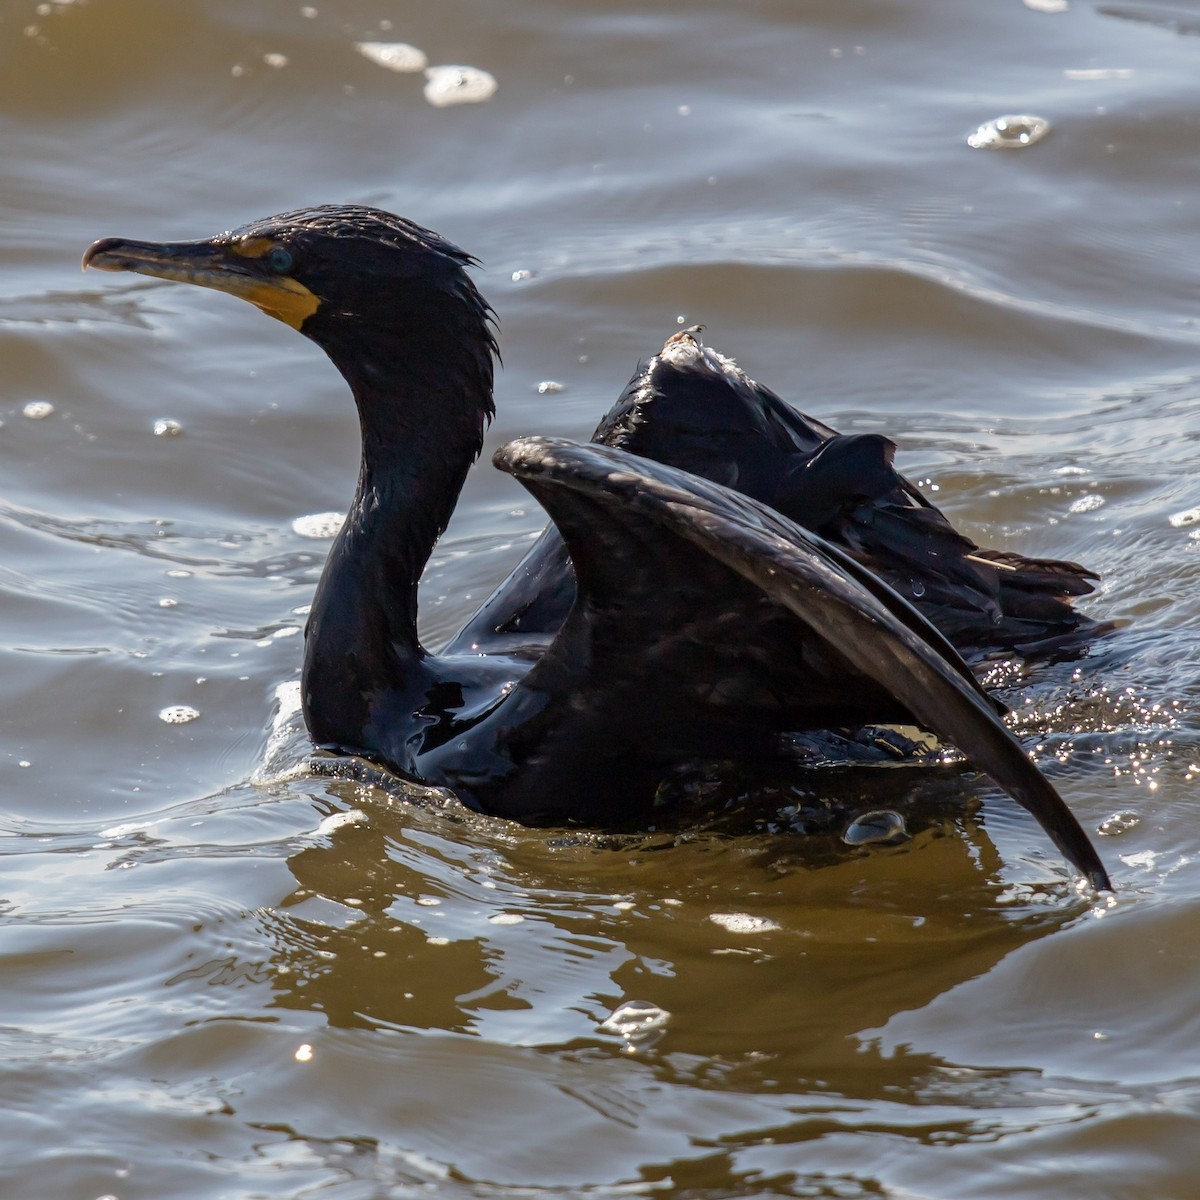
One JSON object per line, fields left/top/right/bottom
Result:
{"left": 83, "top": 204, "right": 1110, "bottom": 889}
{"left": 455, "top": 328, "right": 1105, "bottom": 659}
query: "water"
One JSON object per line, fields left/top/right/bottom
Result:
{"left": 3, "top": 0, "right": 1200, "bottom": 1196}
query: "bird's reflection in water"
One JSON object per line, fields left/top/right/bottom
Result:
{"left": 263, "top": 763, "right": 1077, "bottom": 1095}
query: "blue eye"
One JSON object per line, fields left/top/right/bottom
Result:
{"left": 268, "top": 246, "right": 294, "bottom": 273}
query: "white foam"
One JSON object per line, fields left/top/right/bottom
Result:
{"left": 356, "top": 41, "right": 428, "bottom": 73}
{"left": 423, "top": 64, "right": 497, "bottom": 107}
{"left": 292, "top": 511, "right": 344, "bottom": 539}
{"left": 709, "top": 912, "right": 780, "bottom": 934}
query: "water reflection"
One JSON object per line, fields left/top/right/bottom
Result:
{"left": 264, "top": 764, "right": 1079, "bottom": 1098}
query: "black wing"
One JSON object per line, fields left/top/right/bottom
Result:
{"left": 446, "top": 330, "right": 1105, "bottom": 659}
{"left": 427, "top": 437, "right": 1108, "bottom": 890}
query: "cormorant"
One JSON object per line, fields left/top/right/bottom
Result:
{"left": 83, "top": 205, "right": 1110, "bottom": 890}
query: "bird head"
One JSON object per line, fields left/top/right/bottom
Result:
{"left": 84, "top": 204, "right": 497, "bottom": 407}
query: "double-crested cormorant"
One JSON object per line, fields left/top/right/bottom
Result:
{"left": 83, "top": 205, "right": 1110, "bottom": 890}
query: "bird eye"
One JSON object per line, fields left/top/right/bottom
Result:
{"left": 268, "top": 246, "right": 294, "bottom": 273}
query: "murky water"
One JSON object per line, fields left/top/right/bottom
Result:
{"left": 3, "top": 1, "right": 1200, "bottom": 1196}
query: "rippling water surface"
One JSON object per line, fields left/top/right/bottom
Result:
{"left": 4, "top": 1, "right": 1200, "bottom": 1196}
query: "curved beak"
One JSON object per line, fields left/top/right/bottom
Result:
{"left": 82, "top": 235, "right": 318, "bottom": 330}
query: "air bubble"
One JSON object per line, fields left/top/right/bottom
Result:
{"left": 599, "top": 999, "right": 671, "bottom": 1046}
{"left": 843, "top": 809, "right": 909, "bottom": 846}
{"left": 1069, "top": 493, "right": 1105, "bottom": 514}
{"left": 1099, "top": 811, "right": 1140, "bottom": 836}
{"left": 1169, "top": 507, "right": 1200, "bottom": 528}
{"left": 153, "top": 418, "right": 183, "bottom": 437}
{"left": 967, "top": 114, "right": 1051, "bottom": 150}
{"left": 22, "top": 401, "right": 53, "bottom": 419}
{"left": 536, "top": 381, "right": 564, "bottom": 395}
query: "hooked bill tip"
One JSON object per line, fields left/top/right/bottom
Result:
{"left": 82, "top": 237, "right": 127, "bottom": 272}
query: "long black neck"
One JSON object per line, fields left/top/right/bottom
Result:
{"left": 299, "top": 289, "right": 496, "bottom": 765}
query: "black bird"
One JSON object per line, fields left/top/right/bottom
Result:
{"left": 453, "top": 328, "right": 1104, "bottom": 659}
{"left": 83, "top": 205, "right": 1110, "bottom": 889}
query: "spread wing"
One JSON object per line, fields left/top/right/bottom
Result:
{"left": 459, "top": 437, "right": 1107, "bottom": 890}
{"left": 448, "top": 331, "right": 1105, "bottom": 659}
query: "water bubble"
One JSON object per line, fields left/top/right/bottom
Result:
{"left": 599, "top": 999, "right": 671, "bottom": 1046}
{"left": 22, "top": 400, "right": 53, "bottom": 419}
{"left": 355, "top": 41, "right": 428, "bottom": 73}
{"left": 488, "top": 912, "right": 524, "bottom": 925}
{"left": 1068, "top": 493, "right": 1105, "bottom": 514}
{"left": 292, "top": 511, "right": 345, "bottom": 538}
{"left": 263, "top": 52, "right": 288, "bottom": 69}
{"left": 159, "top": 705, "right": 200, "bottom": 724}
{"left": 423, "top": 64, "right": 497, "bottom": 107}
{"left": 910, "top": 579, "right": 926, "bottom": 598}
{"left": 1024, "top": 0, "right": 1068, "bottom": 11}
{"left": 967, "top": 114, "right": 1051, "bottom": 150}
{"left": 1169, "top": 507, "right": 1200, "bottom": 528}
{"left": 153, "top": 418, "right": 183, "bottom": 437}
{"left": 1099, "top": 811, "right": 1141, "bottom": 836}
{"left": 843, "top": 809, "right": 909, "bottom": 846}
{"left": 511, "top": 269, "right": 534, "bottom": 282}
{"left": 709, "top": 912, "right": 780, "bottom": 934}
{"left": 536, "top": 381, "right": 564, "bottom": 395}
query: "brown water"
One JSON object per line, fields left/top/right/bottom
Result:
{"left": 3, "top": 1, "right": 1200, "bottom": 1196}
